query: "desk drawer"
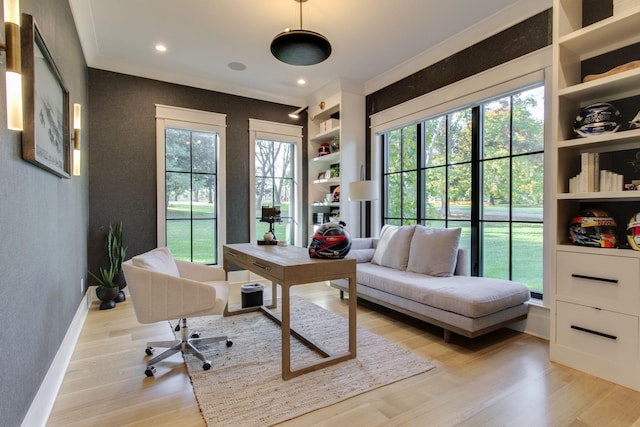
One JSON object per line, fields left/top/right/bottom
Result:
{"left": 556, "top": 301, "right": 638, "bottom": 360}
{"left": 223, "top": 247, "right": 246, "bottom": 266}
{"left": 557, "top": 251, "right": 640, "bottom": 313}
{"left": 246, "top": 258, "right": 283, "bottom": 280}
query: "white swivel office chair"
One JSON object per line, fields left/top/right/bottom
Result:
{"left": 122, "top": 247, "right": 232, "bottom": 377}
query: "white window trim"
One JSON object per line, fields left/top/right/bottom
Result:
{"left": 369, "top": 46, "right": 552, "bottom": 306}
{"left": 155, "top": 104, "right": 227, "bottom": 262}
{"left": 249, "top": 118, "right": 303, "bottom": 246}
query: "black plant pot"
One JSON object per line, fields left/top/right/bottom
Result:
{"left": 96, "top": 286, "right": 119, "bottom": 310}
{"left": 114, "top": 271, "right": 127, "bottom": 290}
{"left": 115, "top": 290, "right": 126, "bottom": 303}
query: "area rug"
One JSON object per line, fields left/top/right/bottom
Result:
{"left": 181, "top": 296, "right": 435, "bottom": 426}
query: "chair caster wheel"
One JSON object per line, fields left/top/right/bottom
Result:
{"left": 145, "top": 366, "right": 156, "bottom": 377}
{"left": 226, "top": 340, "right": 233, "bottom": 348}
{"left": 145, "top": 347, "right": 154, "bottom": 356}
{"left": 191, "top": 331, "right": 200, "bottom": 339}
{"left": 203, "top": 361, "right": 211, "bottom": 371}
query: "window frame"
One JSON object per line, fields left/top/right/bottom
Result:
{"left": 248, "top": 119, "right": 303, "bottom": 246}
{"left": 371, "top": 47, "right": 552, "bottom": 304}
{"left": 156, "top": 104, "right": 227, "bottom": 264}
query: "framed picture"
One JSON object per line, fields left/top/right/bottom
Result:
{"left": 21, "top": 13, "right": 71, "bottom": 178}
{"left": 317, "top": 171, "right": 326, "bottom": 180}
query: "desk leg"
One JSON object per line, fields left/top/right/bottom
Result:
{"left": 348, "top": 272, "right": 357, "bottom": 358}
{"left": 281, "top": 284, "right": 291, "bottom": 379}
{"left": 267, "top": 281, "right": 278, "bottom": 309}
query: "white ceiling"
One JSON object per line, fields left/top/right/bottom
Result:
{"left": 68, "top": 0, "right": 550, "bottom": 107}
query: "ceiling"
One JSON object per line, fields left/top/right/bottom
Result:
{"left": 68, "top": 0, "right": 549, "bottom": 107}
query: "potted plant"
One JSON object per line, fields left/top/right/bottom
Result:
{"left": 89, "top": 265, "right": 119, "bottom": 310}
{"left": 106, "top": 222, "right": 127, "bottom": 302}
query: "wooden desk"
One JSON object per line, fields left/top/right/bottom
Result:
{"left": 222, "top": 243, "right": 357, "bottom": 380}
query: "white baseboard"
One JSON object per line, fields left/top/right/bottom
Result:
{"left": 21, "top": 291, "right": 91, "bottom": 427}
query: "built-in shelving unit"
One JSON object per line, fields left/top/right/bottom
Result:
{"left": 550, "top": 0, "right": 640, "bottom": 391}
{"left": 306, "top": 81, "right": 366, "bottom": 238}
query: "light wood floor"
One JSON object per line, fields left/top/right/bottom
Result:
{"left": 47, "top": 282, "right": 640, "bottom": 427}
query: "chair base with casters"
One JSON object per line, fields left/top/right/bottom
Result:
{"left": 144, "top": 317, "right": 232, "bottom": 377}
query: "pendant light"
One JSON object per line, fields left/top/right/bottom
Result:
{"left": 270, "top": 0, "right": 331, "bottom": 66}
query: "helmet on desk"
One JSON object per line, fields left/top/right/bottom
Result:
{"left": 308, "top": 221, "right": 351, "bottom": 259}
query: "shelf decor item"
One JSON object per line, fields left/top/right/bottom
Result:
{"left": 627, "top": 212, "right": 640, "bottom": 250}
{"left": 573, "top": 102, "right": 622, "bottom": 137}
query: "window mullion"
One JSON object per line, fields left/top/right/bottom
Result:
{"left": 470, "top": 106, "right": 481, "bottom": 277}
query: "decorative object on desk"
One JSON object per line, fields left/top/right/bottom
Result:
{"left": 569, "top": 208, "right": 618, "bottom": 248}
{"left": 21, "top": 14, "right": 71, "bottom": 178}
{"left": 573, "top": 102, "right": 622, "bottom": 137}
{"left": 308, "top": 221, "right": 351, "bottom": 259}
{"left": 186, "top": 296, "right": 434, "bottom": 426}
{"left": 318, "top": 142, "right": 330, "bottom": 156}
{"left": 629, "top": 109, "right": 640, "bottom": 130}
{"left": 627, "top": 212, "right": 640, "bottom": 251}
{"left": 583, "top": 60, "right": 640, "bottom": 83}
{"left": 258, "top": 205, "right": 280, "bottom": 245}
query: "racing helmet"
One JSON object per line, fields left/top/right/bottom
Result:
{"left": 569, "top": 208, "right": 617, "bottom": 248}
{"left": 627, "top": 212, "right": 640, "bottom": 251}
{"left": 573, "top": 102, "right": 622, "bottom": 137}
{"left": 308, "top": 221, "right": 352, "bottom": 259}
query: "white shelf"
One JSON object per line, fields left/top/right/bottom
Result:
{"left": 555, "top": 244, "right": 640, "bottom": 258}
{"left": 558, "top": 7, "right": 640, "bottom": 58}
{"left": 557, "top": 190, "right": 640, "bottom": 201}
{"left": 311, "top": 151, "right": 340, "bottom": 163}
{"left": 312, "top": 177, "right": 341, "bottom": 185}
{"left": 310, "top": 127, "right": 340, "bottom": 142}
{"left": 558, "top": 67, "right": 640, "bottom": 103}
{"left": 557, "top": 128, "right": 640, "bottom": 150}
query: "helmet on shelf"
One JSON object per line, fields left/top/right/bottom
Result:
{"left": 318, "top": 142, "right": 331, "bottom": 156}
{"left": 308, "top": 221, "right": 351, "bottom": 259}
{"left": 573, "top": 102, "right": 622, "bottom": 137}
{"left": 627, "top": 212, "right": 640, "bottom": 250}
{"left": 569, "top": 208, "right": 617, "bottom": 248}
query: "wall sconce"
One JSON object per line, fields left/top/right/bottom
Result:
{"left": 72, "top": 103, "right": 81, "bottom": 176}
{"left": 288, "top": 106, "right": 307, "bottom": 119}
{"left": 1, "top": 0, "right": 23, "bottom": 131}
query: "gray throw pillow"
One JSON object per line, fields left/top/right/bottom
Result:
{"left": 407, "top": 226, "right": 461, "bottom": 277}
{"left": 371, "top": 224, "right": 416, "bottom": 270}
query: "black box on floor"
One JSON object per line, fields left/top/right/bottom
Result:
{"left": 241, "top": 283, "right": 264, "bottom": 308}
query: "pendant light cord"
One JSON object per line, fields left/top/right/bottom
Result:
{"left": 299, "top": 0, "right": 303, "bottom": 29}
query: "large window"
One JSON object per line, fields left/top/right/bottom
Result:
{"left": 156, "top": 105, "right": 226, "bottom": 265}
{"left": 249, "top": 119, "right": 303, "bottom": 246}
{"left": 254, "top": 138, "right": 295, "bottom": 244}
{"left": 382, "top": 86, "right": 544, "bottom": 297}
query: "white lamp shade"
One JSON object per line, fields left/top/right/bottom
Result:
{"left": 349, "top": 180, "right": 379, "bottom": 201}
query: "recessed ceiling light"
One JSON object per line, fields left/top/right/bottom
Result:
{"left": 155, "top": 44, "right": 167, "bottom": 52}
{"left": 228, "top": 62, "right": 247, "bottom": 71}
{"left": 297, "top": 78, "right": 306, "bottom": 86}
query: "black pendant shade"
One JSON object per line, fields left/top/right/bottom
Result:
{"left": 271, "top": 29, "right": 332, "bottom": 66}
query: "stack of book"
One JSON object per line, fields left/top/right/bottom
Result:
{"left": 568, "top": 152, "right": 623, "bottom": 193}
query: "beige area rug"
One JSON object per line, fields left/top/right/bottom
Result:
{"left": 182, "top": 296, "right": 435, "bottom": 426}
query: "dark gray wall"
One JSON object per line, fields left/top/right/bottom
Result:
{"left": 0, "top": 0, "right": 88, "bottom": 425}
{"left": 88, "top": 70, "right": 308, "bottom": 273}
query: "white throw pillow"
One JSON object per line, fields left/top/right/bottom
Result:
{"left": 131, "top": 247, "right": 180, "bottom": 277}
{"left": 371, "top": 225, "right": 416, "bottom": 270}
{"left": 407, "top": 226, "right": 461, "bottom": 277}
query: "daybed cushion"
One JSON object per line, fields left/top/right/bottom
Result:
{"left": 407, "top": 226, "right": 461, "bottom": 277}
{"left": 371, "top": 224, "right": 416, "bottom": 270}
{"left": 357, "top": 263, "right": 529, "bottom": 318}
{"left": 131, "top": 247, "right": 180, "bottom": 277}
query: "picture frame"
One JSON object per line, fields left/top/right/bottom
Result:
{"left": 21, "top": 13, "right": 71, "bottom": 178}
{"left": 317, "top": 171, "right": 326, "bottom": 180}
